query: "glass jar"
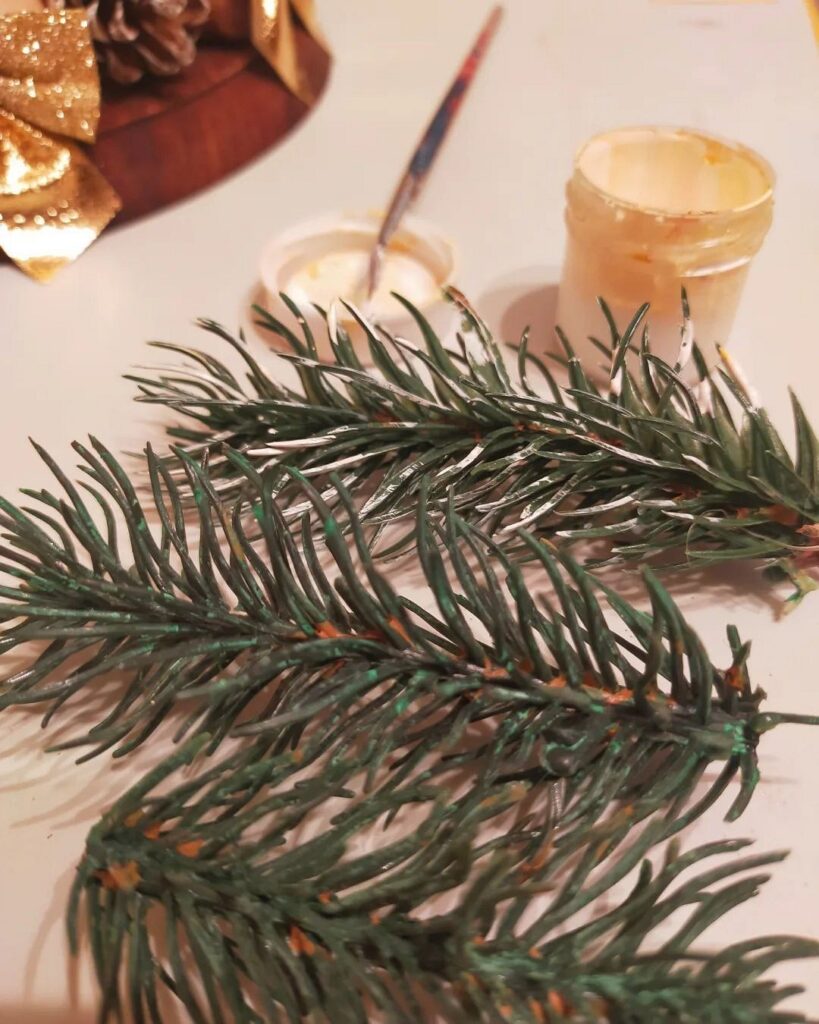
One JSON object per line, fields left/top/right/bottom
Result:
{"left": 555, "top": 127, "right": 774, "bottom": 378}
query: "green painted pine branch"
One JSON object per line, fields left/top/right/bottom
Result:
{"left": 0, "top": 336, "right": 811, "bottom": 1020}
{"left": 71, "top": 724, "right": 818, "bottom": 1023}
{"left": 0, "top": 439, "right": 814, "bottom": 824}
{"left": 129, "top": 292, "right": 819, "bottom": 596}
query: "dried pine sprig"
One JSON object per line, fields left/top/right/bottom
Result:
{"left": 129, "top": 292, "right": 819, "bottom": 596}
{"left": 71, "top": 720, "right": 818, "bottom": 1023}
{"left": 0, "top": 438, "right": 814, "bottom": 824}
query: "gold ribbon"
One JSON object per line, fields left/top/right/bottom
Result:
{"left": 0, "top": 10, "right": 120, "bottom": 281}
{"left": 251, "top": 0, "right": 328, "bottom": 105}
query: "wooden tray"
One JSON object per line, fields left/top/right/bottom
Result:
{"left": 93, "top": 31, "right": 331, "bottom": 225}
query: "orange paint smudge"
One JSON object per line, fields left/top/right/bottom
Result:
{"left": 548, "top": 990, "right": 569, "bottom": 1016}
{"left": 288, "top": 925, "right": 316, "bottom": 957}
{"left": 518, "top": 840, "right": 553, "bottom": 878}
{"left": 603, "top": 688, "right": 634, "bottom": 706}
{"left": 482, "top": 656, "right": 508, "bottom": 680}
{"left": 763, "top": 505, "right": 801, "bottom": 527}
{"left": 96, "top": 861, "right": 141, "bottom": 891}
{"left": 315, "top": 620, "right": 343, "bottom": 639}
{"left": 313, "top": 618, "right": 346, "bottom": 634}
{"left": 725, "top": 665, "right": 746, "bottom": 692}
{"left": 529, "top": 999, "right": 546, "bottom": 1023}
{"left": 176, "top": 839, "right": 205, "bottom": 858}
{"left": 387, "top": 615, "right": 412, "bottom": 646}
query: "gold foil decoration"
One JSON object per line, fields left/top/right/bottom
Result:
{"left": 251, "top": 0, "right": 328, "bottom": 105}
{"left": 0, "top": 10, "right": 120, "bottom": 281}
{"left": 806, "top": 0, "right": 819, "bottom": 46}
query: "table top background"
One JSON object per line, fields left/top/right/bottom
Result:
{"left": 1, "top": 1, "right": 817, "bottom": 1019}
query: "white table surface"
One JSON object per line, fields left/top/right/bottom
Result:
{"left": 1, "top": 1, "right": 817, "bottom": 1020}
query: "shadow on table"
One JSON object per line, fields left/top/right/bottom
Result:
{"left": 0, "top": 1008, "right": 95, "bottom": 1024}
{"left": 585, "top": 553, "right": 787, "bottom": 618}
{"left": 2, "top": 1002, "right": 185, "bottom": 1024}
{"left": 476, "top": 268, "right": 561, "bottom": 355}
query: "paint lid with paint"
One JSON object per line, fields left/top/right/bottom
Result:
{"left": 259, "top": 212, "right": 456, "bottom": 361}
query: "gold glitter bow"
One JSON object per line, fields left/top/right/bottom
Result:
{"left": 0, "top": 10, "right": 120, "bottom": 281}
{"left": 251, "top": 0, "right": 328, "bottom": 105}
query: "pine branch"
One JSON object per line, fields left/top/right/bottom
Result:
{"left": 129, "top": 292, "right": 819, "bottom": 597}
{"left": 0, "top": 439, "right": 812, "bottom": 805}
{"left": 71, "top": 725, "right": 818, "bottom": 1023}
{"left": 0, "top": 327, "right": 811, "bottom": 1020}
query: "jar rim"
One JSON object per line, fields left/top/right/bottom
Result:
{"left": 258, "top": 210, "right": 457, "bottom": 325}
{"left": 573, "top": 126, "right": 775, "bottom": 220}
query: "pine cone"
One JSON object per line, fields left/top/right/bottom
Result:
{"left": 70, "top": 0, "right": 211, "bottom": 85}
